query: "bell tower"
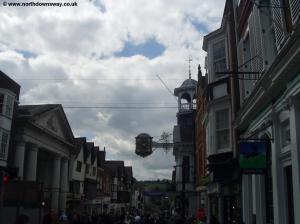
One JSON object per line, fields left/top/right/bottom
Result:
{"left": 172, "top": 59, "right": 197, "bottom": 218}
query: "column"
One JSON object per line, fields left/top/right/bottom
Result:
{"left": 242, "top": 175, "right": 253, "bottom": 224}
{"left": 14, "top": 141, "right": 26, "bottom": 179}
{"left": 290, "top": 97, "right": 300, "bottom": 224}
{"left": 51, "top": 156, "right": 61, "bottom": 211}
{"left": 60, "top": 158, "right": 68, "bottom": 211}
{"left": 255, "top": 175, "right": 266, "bottom": 224}
{"left": 271, "top": 113, "right": 285, "bottom": 224}
{"left": 24, "top": 144, "right": 38, "bottom": 181}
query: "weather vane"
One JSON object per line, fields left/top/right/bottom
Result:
{"left": 187, "top": 56, "right": 192, "bottom": 79}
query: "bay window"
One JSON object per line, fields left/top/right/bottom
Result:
{"left": 213, "top": 40, "right": 227, "bottom": 79}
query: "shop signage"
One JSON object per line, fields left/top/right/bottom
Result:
{"left": 239, "top": 141, "right": 267, "bottom": 174}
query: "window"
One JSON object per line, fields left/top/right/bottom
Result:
{"left": 0, "top": 94, "right": 4, "bottom": 114}
{"left": 0, "top": 130, "right": 9, "bottom": 160}
{"left": 86, "top": 164, "right": 90, "bottom": 174}
{"left": 0, "top": 94, "right": 14, "bottom": 118}
{"left": 215, "top": 109, "right": 230, "bottom": 149}
{"left": 93, "top": 167, "right": 96, "bottom": 176}
{"left": 213, "top": 40, "right": 227, "bottom": 78}
{"left": 5, "top": 95, "right": 13, "bottom": 117}
{"left": 76, "top": 161, "right": 82, "bottom": 172}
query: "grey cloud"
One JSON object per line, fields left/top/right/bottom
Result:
{"left": 0, "top": 0, "right": 224, "bottom": 180}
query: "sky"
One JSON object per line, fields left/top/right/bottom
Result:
{"left": 0, "top": 0, "right": 225, "bottom": 180}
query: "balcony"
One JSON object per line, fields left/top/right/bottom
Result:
{"left": 179, "top": 103, "right": 196, "bottom": 112}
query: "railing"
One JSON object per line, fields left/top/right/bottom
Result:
{"left": 179, "top": 103, "right": 196, "bottom": 112}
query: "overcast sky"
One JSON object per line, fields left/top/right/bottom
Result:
{"left": 0, "top": 0, "right": 225, "bottom": 180}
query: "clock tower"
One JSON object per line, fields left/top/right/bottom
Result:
{"left": 172, "top": 63, "right": 197, "bottom": 217}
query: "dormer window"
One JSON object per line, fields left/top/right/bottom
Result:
{"left": 213, "top": 40, "right": 227, "bottom": 79}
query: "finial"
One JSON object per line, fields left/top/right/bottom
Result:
{"left": 198, "top": 64, "right": 202, "bottom": 80}
{"left": 187, "top": 56, "right": 192, "bottom": 79}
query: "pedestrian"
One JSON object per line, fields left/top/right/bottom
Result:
{"left": 134, "top": 215, "right": 142, "bottom": 224}
{"left": 15, "top": 214, "right": 30, "bottom": 224}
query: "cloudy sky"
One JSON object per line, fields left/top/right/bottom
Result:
{"left": 0, "top": 0, "right": 225, "bottom": 180}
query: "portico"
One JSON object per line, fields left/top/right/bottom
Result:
{"left": 13, "top": 104, "right": 76, "bottom": 212}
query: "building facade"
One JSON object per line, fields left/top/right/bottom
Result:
{"left": 233, "top": 0, "right": 300, "bottom": 224}
{"left": 202, "top": 2, "right": 241, "bottom": 223}
{"left": 0, "top": 71, "right": 20, "bottom": 169}
{"left": 200, "top": 0, "right": 300, "bottom": 224}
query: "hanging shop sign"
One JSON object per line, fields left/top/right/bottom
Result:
{"left": 239, "top": 141, "right": 268, "bottom": 174}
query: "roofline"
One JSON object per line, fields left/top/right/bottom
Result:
{"left": 202, "top": 0, "right": 230, "bottom": 51}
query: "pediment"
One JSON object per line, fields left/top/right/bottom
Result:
{"left": 31, "top": 106, "right": 74, "bottom": 144}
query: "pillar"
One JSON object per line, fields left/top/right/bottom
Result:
{"left": 24, "top": 144, "right": 38, "bottom": 181}
{"left": 60, "top": 158, "right": 68, "bottom": 211}
{"left": 290, "top": 97, "right": 300, "bottom": 224}
{"left": 51, "top": 156, "right": 61, "bottom": 211}
{"left": 14, "top": 141, "right": 26, "bottom": 179}
{"left": 271, "top": 112, "right": 285, "bottom": 224}
{"left": 242, "top": 175, "right": 253, "bottom": 224}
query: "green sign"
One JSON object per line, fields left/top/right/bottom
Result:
{"left": 239, "top": 141, "right": 267, "bottom": 174}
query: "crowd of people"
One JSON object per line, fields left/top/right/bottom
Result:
{"left": 15, "top": 209, "right": 220, "bottom": 224}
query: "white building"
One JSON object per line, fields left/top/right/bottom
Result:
{"left": 3, "top": 104, "right": 76, "bottom": 224}
{"left": 0, "top": 71, "right": 20, "bottom": 168}
{"left": 233, "top": 0, "right": 300, "bottom": 224}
